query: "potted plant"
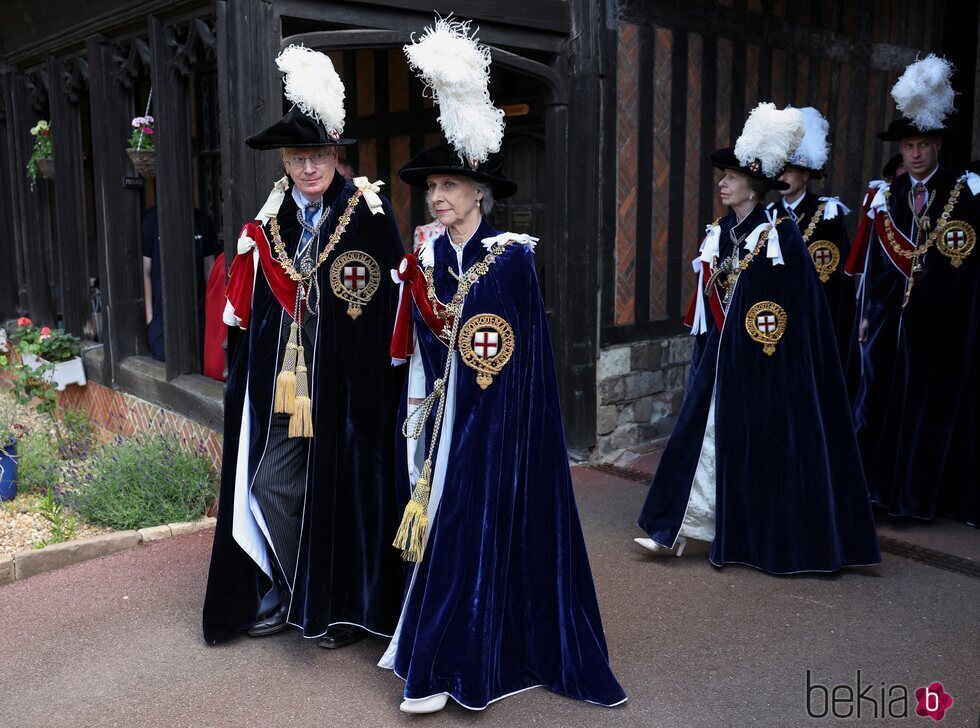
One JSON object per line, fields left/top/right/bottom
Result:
{"left": 27, "top": 120, "right": 54, "bottom": 182}
{"left": 126, "top": 115, "right": 156, "bottom": 177}
{"left": 16, "top": 319, "right": 86, "bottom": 391}
{"left": 0, "top": 389, "right": 18, "bottom": 502}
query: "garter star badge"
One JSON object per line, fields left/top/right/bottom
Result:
{"left": 936, "top": 220, "right": 975, "bottom": 268}
{"left": 459, "top": 314, "right": 514, "bottom": 389}
{"left": 330, "top": 250, "right": 380, "bottom": 319}
{"left": 745, "top": 301, "right": 787, "bottom": 356}
{"left": 807, "top": 240, "right": 840, "bottom": 283}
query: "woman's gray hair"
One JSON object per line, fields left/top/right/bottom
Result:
{"left": 474, "top": 181, "right": 494, "bottom": 216}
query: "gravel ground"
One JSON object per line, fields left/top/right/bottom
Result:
{"left": 1, "top": 492, "right": 110, "bottom": 554}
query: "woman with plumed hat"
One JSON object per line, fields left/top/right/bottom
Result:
{"left": 634, "top": 103, "right": 880, "bottom": 574}
{"left": 379, "top": 18, "right": 625, "bottom": 714}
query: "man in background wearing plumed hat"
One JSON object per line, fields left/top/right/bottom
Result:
{"left": 771, "top": 107, "right": 855, "bottom": 362}
{"left": 845, "top": 55, "right": 980, "bottom": 527}
{"left": 202, "top": 46, "right": 407, "bottom": 648}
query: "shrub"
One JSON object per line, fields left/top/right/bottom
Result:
{"left": 17, "top": 429, "right": 61, "bottom": 494}
{"left": 57, "top": 408, "right": 94, "bottom": 460}
{"left": 71, "top": 433, "right": 217, "bottom": 530}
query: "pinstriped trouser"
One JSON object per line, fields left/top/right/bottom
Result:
{"left": 252, "top": 413, "right": 309, "bottom": 597}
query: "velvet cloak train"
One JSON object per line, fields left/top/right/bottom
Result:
{"left": 202, "top": 173, "right": 407, "bottom": 643}
{"left": 638, "top": 205, "right": 881, "bottom": 573}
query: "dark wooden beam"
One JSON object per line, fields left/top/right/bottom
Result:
{"left": 149, "top": 15, "right": 201, "bottom": 379}
{"left": 86, "top": 35, "right": 146, "bottom": 384}
{"left": 215, "top": 0, "right": 281, "bottom": 262}
{"left": 47, "top": 54, "right": 91, "bottom": 336}
{"left": 0, "top": 71, "right": 23, "bottom": 318}
{"left": 6, "top": 72, "right": 55, "bottom": 324}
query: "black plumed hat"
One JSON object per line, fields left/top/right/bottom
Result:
{"left": 399, "top": 143, "right": 518, "bottom": 199}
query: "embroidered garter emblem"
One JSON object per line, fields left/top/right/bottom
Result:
{"left": 936, "top": 220, "right": 975, "bottom": 268}
{"left": 459, "top": 314, "right": 514, "bottom": 390}
{"left": 745, "top": 301, "right": 787, "bottom": 356}
{"left": 330, "top": 250, "right": 380, "bottom": 319}
{"left": 807, "top": 240, "right": 840, "bottom": 283}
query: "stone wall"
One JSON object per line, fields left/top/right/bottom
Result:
{"left": 595, "top": 333, "right": 694, "bottom": 457}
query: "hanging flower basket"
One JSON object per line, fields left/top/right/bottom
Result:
{"left": 126, "top": 148, "right": 156, "bottom": 178}
{"left": 36, "top": 158, "right": 56, "bottom": 180}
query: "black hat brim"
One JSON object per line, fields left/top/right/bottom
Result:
{"left": 710, "top": 148, "right": 790, "bottom": 190}
{"left": 877, "top": 117, "right": 944, "bottom": 142}
{"left": 246, "top": 106, "right": 356, "bottom": 150}
{"left": 399, "top": 143, "right": 518, "bottom": 200}
{"left": 785, "top": 163, "right": 824, "bottom": 180}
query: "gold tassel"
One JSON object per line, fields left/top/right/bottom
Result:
{"left": 288, "top": 395, "right": 314, "bottom": 438}
{"left": 393, "top": 461, "right": 431, "bottom": 562}
{"left": 273, "top": 323, "right": 300, "bottom": 414}
{"left": 287, "top": 344, "right": 313, "bottom": 438}
{"left": 274, "top": 366, "right": 297, "bottom": 414}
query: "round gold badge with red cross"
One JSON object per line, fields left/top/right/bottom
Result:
{"left": 745, "top": 301, "right": 787, "bottom": 356}
{"left": 807, "top": 240, "right": 840, "bottom": 283}
{"left": 458, "top": 314, "right": 514, "bottom": 389}
{"left": 330, "top": 250, "right": 380, "bottom": 319}
{"left": 936, "top": 220, "right": 975, "bottom": 268}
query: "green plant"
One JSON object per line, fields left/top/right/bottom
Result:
{"left": 26, "top": 120, "right": 53, "bottom": 182}
{"left": 17, "top": 429, "right": 60, "bottom": 494}
{"left": 57, "top": 408, "right": 94, "bottom": 460}
{"left": 127, "top": 115, "right": 155, "bottom": 152}
{"left": 34, "top": 488, "right": 78, "bottom": 548}
{"left": 71, "top": 433, "right": 217, "bottom": 530}
{"left": 8, "top": 360, "right": 57, "bottom": 416}
{"left": 37, "top": 329, "right": 81, "bottom": 363}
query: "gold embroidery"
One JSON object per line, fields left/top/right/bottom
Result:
{"left": 329, "top": 250, "right": 381, "bottom": 319}
{"left": 807, "top": 240, "right": 841, "bottom": 283}
{"left": 745, "top": 301, "right": 787, "bottom": 356}
{"left": 935, "top": 220, "right": 976, "bottom": 268}
{"left": 458, "top": 314, "right": 515, "bottom": 389}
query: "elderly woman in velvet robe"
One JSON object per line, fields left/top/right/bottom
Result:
{"left": 635, "top": 103, "right": 881, "bottom": 574}
{"left": 380, "top": 143, "right": 626, "bottom": 714}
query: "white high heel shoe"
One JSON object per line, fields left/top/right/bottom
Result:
{"left": 634, "top": 536, "right": 687, "bottom": 557}
{"left": 399, "top": 694, "right": 449, "bottom": 714}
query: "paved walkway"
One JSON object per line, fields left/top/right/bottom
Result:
{"left": 1, "top": 466, "right": 978, "bottom": 727}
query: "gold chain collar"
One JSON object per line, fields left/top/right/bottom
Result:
{"left": 799, "top": 202, "right": 827, "bottom": 244}
{"left": 269, "top": 189, "right": 364, "bottom": 282}
{"left": 881, "top": 178, "right": 964, "bottom": 260}
{"left": 423, "top": 239, "right": 513, "bottom": 328}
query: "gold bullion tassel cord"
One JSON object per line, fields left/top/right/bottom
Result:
{"left": 288, "top": 343, "right": 314, "bottom": 438}
{"left": 273, "top": 321, "right": 299, "bottom": 415}
{"left": 392, "top": 460, "right": 431, "bottom": 562}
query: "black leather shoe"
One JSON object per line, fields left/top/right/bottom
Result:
{"left": 317, "top": 625, "right": 365, "bottom": 649}
{"left": 246, "top": 604, "right": 289, "bottom": 637}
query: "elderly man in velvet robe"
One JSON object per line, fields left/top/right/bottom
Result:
{"left": 202, "top": 47, "right": 406, "bottom": 648}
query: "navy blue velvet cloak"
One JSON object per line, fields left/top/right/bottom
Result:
{"left": 203, "top": 173, "right": 407, "bottom": 643}
{"left": 775, "top": 192, "right": 855, "bottom": 362}
{"left": 383, "top": 220, "right": 626, "bottom": 709}
{"left": 850, "top": 167, "right": 980, "bottom": 525}
{"left": 638, "top": 205, "right": 881, "bottom": 574}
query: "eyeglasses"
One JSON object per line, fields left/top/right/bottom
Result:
{"left": 285, "top": 152, "right": 334, "bottom": 170}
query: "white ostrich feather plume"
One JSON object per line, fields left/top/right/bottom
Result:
{"left": 734, "top": 102, "right": 804, "bottom": 178}
{"left": 891, "top": 54, "right": 955, "bottom": 132}
{"left": 276, "top": 45, "right": 346, "bottom": 136}
{"left": 787, "top": 106, "right": 830, "bottom": 171}
{"left": 404, "top": 16, "right": 504, "bottom": 165}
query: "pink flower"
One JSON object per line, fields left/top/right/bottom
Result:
{"left": 142, "top": 127, "right": 155, "bottom": 135}
{"left": 915, "top": 682, "right": 954, "bottom": 721}
{"left": 40, "top": 327, "right": 52, "bottom": 336}
{"left": 17, "top": 317, "right": 31, "bottom": 327}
